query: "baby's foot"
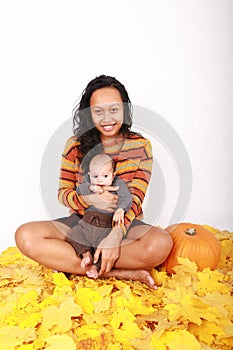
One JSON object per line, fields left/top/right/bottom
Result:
{"left": 86, "top": 265, "right": 99, "bottom": 279}
{"left": 81, "top": 251, "right": 92, "bottom": 269}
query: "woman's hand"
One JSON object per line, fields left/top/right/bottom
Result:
{"left": 93, "top": 227, "right": 124, "bottom": 276}
{"left": 113, "top": 207, "right": 125, "bottom": 226}
{"left": 82, "top": 185, "right": 119, "bottom": 212}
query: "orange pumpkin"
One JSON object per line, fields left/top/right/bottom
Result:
{"left": 163, "top": 223, "right": 221, "bottom": 274}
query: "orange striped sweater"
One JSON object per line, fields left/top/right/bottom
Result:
{"left": 58, "top": 134, "right": 153, "bottom": 235}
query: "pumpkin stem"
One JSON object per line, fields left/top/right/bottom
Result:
{"left": 185, "top": 228, "right": 196, "bottom": 235}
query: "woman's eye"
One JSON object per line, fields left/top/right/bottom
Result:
{"left": 111, "top": 108, "right": 118, "bottom": 113}
{"left": 95, "top": 109, "right": 102, "bottom": 115}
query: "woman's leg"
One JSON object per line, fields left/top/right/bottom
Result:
{"left": 15, "top": 220, "right": 87, "bottom": 274}
{"left": 116, "top": 225, "right": 173, "bottom": 269}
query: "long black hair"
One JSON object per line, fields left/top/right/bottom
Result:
{"left": 73, "top": 75, "right": 134, "bottom": 161}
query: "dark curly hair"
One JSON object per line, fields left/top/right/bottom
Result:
{"left": 73, "top": 75, "right": 135, "bottom": 163}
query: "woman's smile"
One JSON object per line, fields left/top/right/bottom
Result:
{"left": 101, "top": 124, "right": 116, "bottom": 131}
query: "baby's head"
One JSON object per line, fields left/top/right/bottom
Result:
{"left": 88, "top": 154, "right": 115, "bottom": 186}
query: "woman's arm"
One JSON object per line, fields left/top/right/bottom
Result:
{"left": 58, "top": 137, "right": 89, "bottom": 215}
{"left": 93, "top": 226, "right": 124, "bottom": 276}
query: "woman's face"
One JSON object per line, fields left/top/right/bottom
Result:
{"left": 90, "top": 87, "right": 124, "bottom": 141}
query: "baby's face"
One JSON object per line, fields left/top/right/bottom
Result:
{"left": 89, "top": 162, "right": 115, "bottom": 187}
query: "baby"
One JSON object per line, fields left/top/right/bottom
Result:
{"left": 66, "top": 153, "right": 132, "bottom": 278}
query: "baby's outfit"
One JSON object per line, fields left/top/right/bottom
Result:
{"left": 66, "top": 176, "right": 132, "bottom": 270}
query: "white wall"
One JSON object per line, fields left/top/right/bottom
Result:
{"left": 0, "top": 0, "right": 232, "bottom": 252}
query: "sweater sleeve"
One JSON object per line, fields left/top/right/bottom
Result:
{"left": 122, "top": 139, "right": 153, "bottom": 234}
{"left": 58, "top": 137, "right": 88, "bottom": 215}
{"left": 76, "top": 175, "right": 93, "bottom": 195}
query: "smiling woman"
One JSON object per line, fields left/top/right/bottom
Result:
{"left": 15, "top": 75, "right": 173, "bottom": 289}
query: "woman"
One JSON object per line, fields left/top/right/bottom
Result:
{"left": 15, "top": 75, "right": 173, "bottom": 289}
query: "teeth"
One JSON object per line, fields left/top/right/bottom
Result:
{"left": 103, "top": 125, "right": 114, "bottom": 131}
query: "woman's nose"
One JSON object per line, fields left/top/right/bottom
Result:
{"left": 102, "top": 111, "right": 112, "bottom": 123}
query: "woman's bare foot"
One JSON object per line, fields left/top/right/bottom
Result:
{"left": 81, "top": 251, "right": 93, "bottom": 269}
{"left": 86, "top": 264, "right": 99, "bottom": 279}
{"left": 103, "top": 269, "right": 158, "bottom": 290}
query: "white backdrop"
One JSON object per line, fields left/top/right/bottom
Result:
{"left": 0, "top": 0, "right": 232, "bottom": 252}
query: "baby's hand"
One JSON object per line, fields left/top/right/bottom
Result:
{"left": 89, "top": 184, "right": 104, "bottom": 194}
{"left": 113, "top": 208, "right": 125, "bottom": 227}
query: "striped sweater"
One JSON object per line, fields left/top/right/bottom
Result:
{"left": 58, "top": 134, "right": 153, "bottom": 235}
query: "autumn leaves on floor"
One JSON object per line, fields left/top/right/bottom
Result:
{"left": 0, "top": 226, "right": 232, "bottom": 350}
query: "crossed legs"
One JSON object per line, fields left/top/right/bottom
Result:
{"left": 15, "top": 220, "right": 173, "bottom": 289}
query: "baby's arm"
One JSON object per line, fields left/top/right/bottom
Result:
{"left": 115, "top": 177, "right": 132, "bottom": 211}
{"left": 77, "top": 175, "right": 104, "bottom": 195}
{"left": 112, "top": 177, "right": 132, "bottom": 228}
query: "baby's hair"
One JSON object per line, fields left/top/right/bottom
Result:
{"left": 89, "top": 153, "right": 115, "bottom": 173}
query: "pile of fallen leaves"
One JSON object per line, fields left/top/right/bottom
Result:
{"left": 0, "top": 226, "right": 232, "bottom": 350}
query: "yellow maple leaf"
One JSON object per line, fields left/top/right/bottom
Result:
{"left": 45, "top": 334, "right": 76, "bottom": 350}
{"left": 173, "top": 257, "right": 198, "bottom": 274}
{"left": 163, "top": 285, "right": 187, "bottom": 304}
{"left": 202, "top": 225, "right": 220, "bottom": 235}
{"left": 41, "top": 306, "right": 62, "bottom": 329}
{"left": 201, "top": 293, "right": 233, "bottom": 318}
{"left": 75, "top": 287, "right": 102, "bottom": 313}
{"left": 168, "top": 269, "right": 194, "bottom": 288}
{"left": 32, "top": 323, "right": 50, "bottom": 349}
{"left": 151, "top": 329, "right": 201, "bottom": 350}
{"left": 19, "top": 311, "right": 42, "bottom": 329}
{"left": 110, "top": 308, "right": 135, "bottom": 329}
{"left": 16, "top": 290, "right": 39, "bottom": 309}
{"left": 53, "top": 284, "right": 74, "bottom": 297}
{"left": 60, "top": 296, "right": 82, "bottom": 317}
{"left": 83, "top": 311, "right": 110, "bottom": 326}
{"left": 219, "top": 239, "right": 233, "bottom": 269}
{"left": 0, "top": 326, "right": 36, "bottom": 350}
{"left": 165, "top": 294, "right": 219, "bottom": 325}
{"left": 110, "top": 307, "right": 142, "bottom": 343}
{"left": 114, "top": 285, "right": 156, "bottom": 316}
{"left": 94, "top": 294, "right": 111, "bottom": 313}
{"left": 130, "top": 327, "right": 152, "bottom": 350}
{"left": 39, "top": 294, "right": 62, "bottom": 309}
{"left": 95, "top": 283, "right": 113, "bottom": 297}
{"left": 116, "top": 294, "right": 155, "bottom": 316}
{"left": 52, "top": 272, "right": 72, "bottom": 287}
{"left": 197, "top": 268, "right": 230, "bottom": 296}
{"left": 42, "top": 297, "right": 82, "bottom": 332}
{"left": 113, "top": 325, "right": 142, "bottom": 345}
{"left": 0, "top": 247, "right": 25, "bottom": 266}
{"left": 5, "top": 307, "right": 42, "bottom": 330}
{"left": 150, "top": 268, "right": 169, "bottom": 286}
{"left": 76, "top": 323, "right": 103, "bottom": 340}
{"left": 189, "top": 320, "right": 225, "bottom": 345}
{"left": 216, "top": 318, "right": 233, "bottom": 339}
{"left": 0, "top": 293, "right": 18, "bottom": 326}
